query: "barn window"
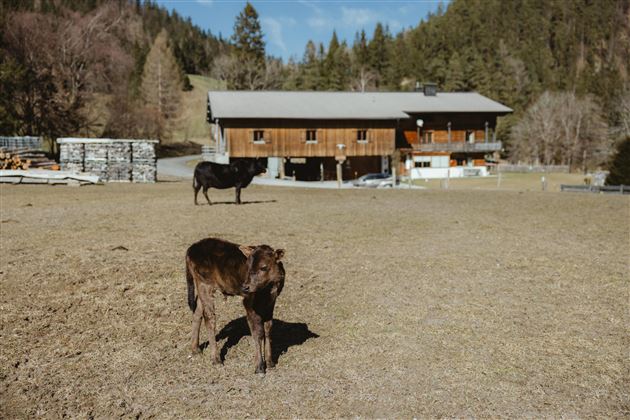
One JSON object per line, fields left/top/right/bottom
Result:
{"left": 305, "top": 130, "right": 318, "bottom": 143}
{"left": 252, "top": 130, "right": 265, "bottom": 144}
{"left": 357, "top": 129, "right": 368, "bottom": 143}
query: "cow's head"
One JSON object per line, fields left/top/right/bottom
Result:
{"left": 251, "top": 158, "right": 266, "bottom": 176}
{"left": 239, "top": 244, "right": 285, "bottom": 294}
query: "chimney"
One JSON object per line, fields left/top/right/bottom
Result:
{"left": 423, "top": 82, "right": 437, "bottom": 96}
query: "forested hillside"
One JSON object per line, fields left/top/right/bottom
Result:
{"left": 1, "top": 0, "right": 629, "bottom": 166}
{"left": 0, "top": 0, "right": 226, "bottom": 146}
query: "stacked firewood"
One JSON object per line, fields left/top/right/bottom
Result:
{"left": 0, "top": 149, "right": 31, "bottom": 170}
{"left": 0, "top": 147, "right": 58, "bottom": 170}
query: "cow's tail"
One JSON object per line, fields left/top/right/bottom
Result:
{"left": 192, "top": 170, "right": 199, "bottom": 190}
{"left": 186, "top": 257, "right": 197, "bottom": 312}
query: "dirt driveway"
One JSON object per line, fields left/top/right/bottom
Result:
{"left": 1, "top": 182, "right": 628, "bottom": 418}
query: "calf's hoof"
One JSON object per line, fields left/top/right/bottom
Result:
{"left": 255, "top": 364, "right": 266, "bottom": 375}
{"left": 266, "top": 360, "right": 275, "bottom": 369}
{"left": 211, "top": 357, "right": 222, "bottom": 366}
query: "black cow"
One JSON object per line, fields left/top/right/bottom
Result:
{"left": 193, "top": 159, "right": 266, "bottom": 205}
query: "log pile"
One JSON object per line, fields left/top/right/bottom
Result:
{"left": 0, "top": 147, "right": 59, "bottom": 170}
{"left": 0, "top": 149, "right": 30, "bottom": 169}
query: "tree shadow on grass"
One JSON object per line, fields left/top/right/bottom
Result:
{"left": 201, "top": 316, "right": 318, "bottom": 364}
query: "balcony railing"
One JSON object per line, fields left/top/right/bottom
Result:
{"left": 415, "top": 141, "right": 502, "bottom": 153}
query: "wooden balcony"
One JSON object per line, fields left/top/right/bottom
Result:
{"left": 415, "top": 142, "right": 502, "bottom": 153}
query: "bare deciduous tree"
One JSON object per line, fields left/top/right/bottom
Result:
{"left": 140, "top": 29, "right": 184, "bottom": 141}
{"left": 212, "top": 53, "right": 282, "bottom": 90}
{"left": 510, "top": 91, "right": 610, "bottom": 171}
{"left": 350, "top": 67, "right": 377, "bottom": 92}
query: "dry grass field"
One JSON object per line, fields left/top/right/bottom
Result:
{"left": 1, "top": 182, "right": 628, "bottom": 418}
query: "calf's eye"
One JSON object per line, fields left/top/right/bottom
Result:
{"left": 260, "top": 265, "right": 269, "bottom": 272}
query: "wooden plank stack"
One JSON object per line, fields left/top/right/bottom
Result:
{"left": 59, "top": 143, "right": 84, "bottom": 173}
{"left": 131, "top": 142, "right": 156, "bottom": 183}
{"left": 57, "top": 138, "right": 158, "bottom": 183}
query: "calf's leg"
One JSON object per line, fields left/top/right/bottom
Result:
{"left": 190, "top": 299, "right": 204, "bottom": 354}
{"left": 264, "top": 319, "right": 274, "bottom": 368}
{"left": 244, "top": 308, "right": 265, "bottom": 373}
{"left": 197, "top": 283, "right": 221, "bottom": 365}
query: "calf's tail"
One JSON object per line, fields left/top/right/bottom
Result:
{"left": 186, "top": 258, "right": 197, "bottom": 312}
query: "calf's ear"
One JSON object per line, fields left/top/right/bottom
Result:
{"left": 274, "top": 248, "right": 285, "bottom": 260}
{"left": 239, "top": 245, "right": 254, "bottom": 258}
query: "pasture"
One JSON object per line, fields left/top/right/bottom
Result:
{"left": 0, "top": 182, "right": 628, "bottom": 417}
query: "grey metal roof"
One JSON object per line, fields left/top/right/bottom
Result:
{"left": 207, "top": 91, "right": 513, "bottom": 120}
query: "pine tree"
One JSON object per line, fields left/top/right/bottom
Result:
{"left": 324, "top": 32, "right": 350, "bottom": 90}
{"left": 443, "top": 51, "right": 465, "bottom": 92}
{"left": 605, "top": 137, "right": 630, "bottom": 186}
{"left": 300, "top": 40, "right": 321, "bottom": 90}
{"left": 368, "top": 23, "right": 392, "bottom": 89}
{"left": 229, "top": 2, "right": 266, "bottom": 89}
{"left": 140, "top": 29, "right": 184, "bottom": 141}
{"left": 232, "top": 2, "right": 265, "bottom": 64}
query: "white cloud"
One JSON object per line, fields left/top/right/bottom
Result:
{"left": 299, "top": 0, "right": 334, "bottom": 30}
{"left": 341, "top": 6, "right": 403, "bottom": 34}
{"left": 262, "top": 17, "right": 289, "bottom": 54}
{"left": 341, "top": 7, "right": 378, "bottom": 27}
{"left": 195, "top": 0, "right": 213, "bottom": 7}
{"left": 307, "top": 16, "right": 334, "bottom": 30}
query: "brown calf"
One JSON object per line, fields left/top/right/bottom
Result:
{"left": 185, "top": 237, "right": 285, "bottom": 374}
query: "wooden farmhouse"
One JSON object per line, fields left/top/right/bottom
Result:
{"left": 206, "top": 85, "right": 512, "bottom": 181}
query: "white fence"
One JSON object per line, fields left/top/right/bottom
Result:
{"left": 0, "top": 136, "right": 42, "bottom": 151}
{"left": 409, "top": 166, "right": 489, "bottom": 180}
{"left": 497, "top": 164, "right": 570, "bottom": 173}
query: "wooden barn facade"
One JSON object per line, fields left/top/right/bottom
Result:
{"left": 207, "top": 87, "right": 512, "bottom": 180}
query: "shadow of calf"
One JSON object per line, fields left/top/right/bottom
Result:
{"left": 203, "top": 316, "right": 318, "bottom": 364}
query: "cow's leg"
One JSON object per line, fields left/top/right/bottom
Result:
{"left": 197, "top": 284, "right": 221, "bottom": 365}
{"left": 264, "top": 319, "right": 274, "bottom": 368}
{"left": 193, "top": 183, "right": 201, "bottom": 205}
{"left": 244, "top": 307, "right": 265, "bottom": 373}
{"left": 202, "top": 187, "right": 212, "bottom": 205}
{"left": 191, "top": 298, "right": 203, "bottom": 355}
{"left": 235, "top": 187, "right": 242, "bottom": 205}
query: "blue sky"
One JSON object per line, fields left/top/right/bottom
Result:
{"left": 155, "top": 1, "right": 446, "bottom": 62}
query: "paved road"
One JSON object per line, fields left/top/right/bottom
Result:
{"left": 157, "top": 155, "right": 199, "bottom": 179}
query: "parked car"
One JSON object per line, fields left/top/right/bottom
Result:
{"left": 352, "top": 172, "right": 392, "bottom": 188}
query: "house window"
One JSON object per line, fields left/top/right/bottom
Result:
{"left": 414, "top": 161, "right": 430, "bottom": 168}
{"left": 422, "top": 131, "right": 433, "bottom": 144}
{"left": 252, "top": 130, "right": 265, "bottom": 144}
{"left": 306, "top": 129, "right": 317, "bottom": 143}
{"left": 357, "top": 129, "right": 368, "bottom": 143}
